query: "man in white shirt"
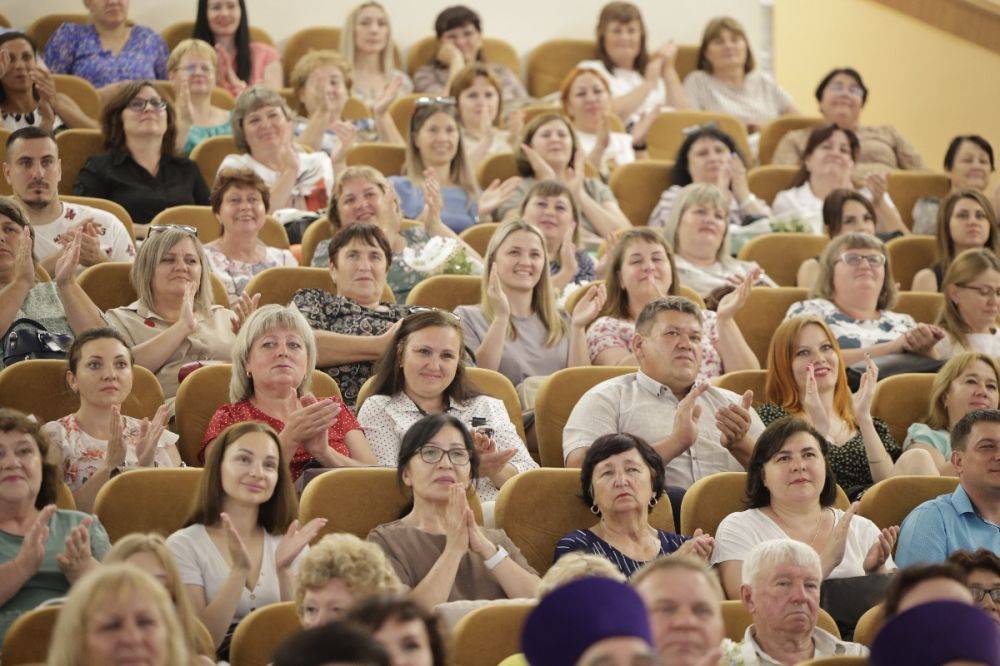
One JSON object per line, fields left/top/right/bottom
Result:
{"left": 3, "top": 126, "right": 135, "bottom": 275}
{"left": 563, "top": 296, "right": 762, "bottom": 488}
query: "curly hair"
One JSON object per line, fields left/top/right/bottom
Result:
{"left": 294, "top": 533, "right": 401, "bottom": 619}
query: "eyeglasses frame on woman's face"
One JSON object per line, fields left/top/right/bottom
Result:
{"left": 970, "top": 585, "right": 1000, "bottom": 604}
{"left": 837, "top": 251, "right": 885, "bottom": 269}
{"left": 417, "top": 445, "right": 470, "bottom": 466}
{"left": 956, "top": 283, "right": 1000, "bottom": 300}
{"left": 126, "top": 97, "right": 169, "bottom": 113}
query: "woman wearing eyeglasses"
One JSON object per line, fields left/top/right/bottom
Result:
{"left": 74, "top": 81, "right": 210, "bottom": 237}
{"left": 167, "top": 39, "right": 233, "bottom": 156}
{"left": 368, "top": 413, "right": 540, "bottom": 608}
{"left": 912, "top": 190, "right": 1000, "bottom": 293}
{"left": 935, "top": 249, "right": 1000, "bottom": 359}
{"left": 785, "top": 232, "right": 945, "bottom": 366}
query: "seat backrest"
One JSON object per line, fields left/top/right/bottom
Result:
{"left": 895, "top": 291, "right": 944, "bottom": 324}
{"left": 160, "top": 20, "right": 274, "bottom": 51}
{"left": 388, "top": 93, "right": 428, "bottom": 141}
{"left": 858, "top": 475, "right": 959, "bottom": 530}
{"left": 721, "top": 600, "right": 840, "bottom": 642}
{"left": 55, "top": 481, "right": 76, "bottom": 510}
{"left": 733, "top": 287, "right": 809, "bottom": 366}
{"left": 495, "top": 468, "right": 674, "bottom": 575}
{"left": 404, "top": 274, "right": 482, "bottom": 309}
{"left": 246, "top": 266, "right": 393, "bottom": 306}
{"left": 94, "top": 468, "right": 203, "bottom": 542}
{"left": 476, "top": 152, "right": 519, "bottom": 190}
{"left": 738, "top": 233, "right": 830, "bottom": 287}
{"left": 299, "top": 467, "right": 483, "bottom": 542}
{"left": 55, "top": 129, "right": 103, "bottom": 195}
{"left": 448, "top": 602, "right": 534, "bottom": 666}
{"left": 757, "top": 115, "right": 827, "bottom": 165}
{"left": 872, "top": 373, "right": 934, "bottom": 444}
{"left": 0, "top": 359, "right": 163, "bottom": 425}
{"left": 148, "top": 205, "right": 288, "bottom": 248}
{"left": 886, "top": 235, "right": 938, "bottom": 291}
{"left": 527, "top": 39, "right": 597, "bottom": 98}
{"left": 282, "top": 26, "right": 342, "bottom": 82}
{"left": 406, "top": 35, "right": 521, "bottom": 79}
{"left": 1, "top": 606, "right": 60, "bottom": 665}
{"left": 61, "top": 195, "right": 136, "bottom": 244}
{"left": 852, "top": 603, "right": 884, "bottom": 646}
{"left": 299, "top": 217, "right": 334, "bottom": 267}
{"left": 27, "top": 12, "right": 89, "bottom": 50}
{"left": 229, "top": 602, "right": 302, "bottom": 666}
{"left": 535, "top": 366, "right": 637, "bottom": 468}
{"left": 458, "top": 223, "right": 498, "bottom": 257}
{"left": 609, "top": 159, "right": 675, "bottom": 226}
{"left": 887, "top": 172, "right": 951, "bottom": 229}
{"left": 174, "top": 364, "right": 341, "bottom": 466}
{"left": 711, "top": 370, "right": 767, "bottom": 405}
{"left": 51, "top": 74, "right": 101, "bottom": 122}
{"left": 190, "top": 135, "right": 240, "bottom": 189}
{"left": 747, "top": 165, "right": 800, "bottom": 205}
{"left": 647, "top": 111, "right": 752, "bottom": 165}
{"left": 345, "top": 142, "right": 407, "bottom": 176}
{"left": 78, "top": 261, "right": 229, "bottom": 310}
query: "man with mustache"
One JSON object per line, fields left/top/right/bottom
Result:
{"left": 2, "top": 126, "right": 134, "bottom": 275}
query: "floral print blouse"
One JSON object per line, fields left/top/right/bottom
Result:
{"left": 784, "top": 298, "right": 916, "bottom": 351}
{"left": 44, "top": 23, "right": 168, "bottom": 88}
{"left": 204, "top": 242, "right": 297, "bottom": 305}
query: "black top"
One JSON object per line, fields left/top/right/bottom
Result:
{"left": 73, "top": 151, "right": 210, "bottom": 224}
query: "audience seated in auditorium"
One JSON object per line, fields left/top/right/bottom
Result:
{"left": 367, "top": 413, "right": 540, "bottom": 606}
{"left": 294, "top": 224, "right": 420, "bottom": 407}
{"left": 44, "top": 2, "right": 168, "bottom": 104}
{"left": 495, "top": 113, "right": 630, "bottom": 248}
{"left": 4, "top": 127, "right": 135, "bottom": 275}
{"left": 719, "top": 539, "right": 869, "bottom": 662}
{"left": 201, "top": 304, "right": 374, "bottom": 480}
{"left": 192, "top": 0, "right": 282, "bottom": 95}
{"left": 578, "top": 2, "right": 690, "bottom": 126}
{"left": 772, "top": 67, "right": 925, "bottom": 177}
{"left": 454, "top": 219, "right": 606, "bottom": 388}
{"left": 586, "top": 227, "right": 759, "bottom": 381}
{"left": 202, "top": 169, "right": 297, "bottom": 305}
{"left": 912, "top": 189, "right": 999, "bottom": 293}
{"left": 519, "top": 179, "right": 596, "bottom": 291}
{"left": 797, "top": 189, "right": 877, "bottom": 288}
{"left": 169, "top": 421, "right": 324, "bottom": 654}
{"left": 0, "top": 32, "right": 97, "bottom": 132}
{"left": 414, "top": 5, "right": 529, "bottom": 110}
{"left": 936, "top": 249, "right": 1000, "bottom": 358}
{"left": 74, "top": 82, "right": 211, "bottom": 233}
{"left": 647, "top": 125, "right": 771, "bottom": 229}
{"left": 167, "top": 39, "right": 232, "bottom": 156}
{"left": 564, "top": 295, "right": 764, "bottom": 474}
{"left": 341, "top": 2, "right": 413, "bottom": 109}
{"left": 896, "top": 408, "right": 1000, "bottom": 566}
{"left": 870, "top": 599, "right": 1000, "bottom": 666}
{"left": 554, "top": 433, "right": 713, "bottom": 577}
{"left": 294, "top": 533, "right": 401, "bottom": 628}
{"left": 758, "top": 316, "right": 937, "bottom": 499}
{"left": 358, "top": 310, "right": 536, "bottom": 503}
{"left": 913, "top": 135, "right": 1000, "bottom": 234}
{"left": 684, "top": 16, "right": 798, "bottom": 135}
{"left": 0, "top": 408, "right": 110, "bottom": 643}
{"left": 450, "top": 63, "right": 519, "bottom": 169}
{"left": 949, "top": 548, "right": 1000, "bottom": 628}
{"left": 42, "top": 328, "right": 179, "bottom": 513}
{"left": 772, "top": 125, "right": 907, "bottom": 236}
{"left": 785, "top": 232, "right": 944, "bottom": 365}
{"left": 347, "top": 594, "right": 447, "bottom": 666}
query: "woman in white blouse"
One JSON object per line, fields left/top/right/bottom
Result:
{"left": 167, "top": 421, "right": 325, "bottom": 655}
{"left": 357, "top": 309, "right": 537, "bottom": 507}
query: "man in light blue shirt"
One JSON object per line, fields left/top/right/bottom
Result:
{"left": 896, "top": 409, "right": 1000, "bottom": 566}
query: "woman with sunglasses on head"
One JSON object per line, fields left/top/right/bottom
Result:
{"left": 167, "top": 38, "right": 232, "bottom": 156}
{"left": 192, "top": 0, "right": 282, "bottom": 96}
{"left": 935, "top": 249, "right": 1000, "bottom": 359}
{"left": 74, "top": 81, "right": 210, "bottom": 237}
{"left": 368, "top": 413, "right": 540, "bottom": 608}
{"left": 341, "top": 2, "right": 413, "bottom": 110}
{"left": 912, "top": 190, "right": 999, "bottom": 293}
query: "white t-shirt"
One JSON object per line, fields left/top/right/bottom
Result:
{"left": 577, "top": 59, "right": 667, "bottom": 125}
{"left": 32, "top": 201, "right": 135, "bottom": 271}
{"left": 935, "top": 330, "right": 1000, "bottom": 359}
{"left": 576, "top": 129, "right": 635, "bottom": 174}
{"left": 771, "top": 183, "right": 897, "bottom": 235}
{"left": 712, "top": 507, "right": 895, "bottom": 579}
{"left": 218, "top": 152, "right": 334, "bottom": 215}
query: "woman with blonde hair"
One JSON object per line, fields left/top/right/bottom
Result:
{"left": 104, "top": 534, "right": 215, "bottom": 658}
{"left": 46, "top": 564, "right": 190, "bottom": 666}
{"left": 912, "top": 189, "right": 1000, "bottom": 293}
{"left": 167, "top": 39, "right": 231, "bottom": 155}
{"left": 454, "top": 219, "right": 606, "bottom": 388}
{"left": 340, "top": 2, "right": 412, "bottom": 109}
{"left": 936, "top": 248, "right": 1000, "bottom": 357}
{"left": 904, "top": 351, "right": 1000, "bottom": 475}
{"left": 758, "top": 316, "right": 937, "bottom": 499}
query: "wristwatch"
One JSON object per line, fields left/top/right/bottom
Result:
{"left": 484, "top": 545, "right": 509, "bottom": 570}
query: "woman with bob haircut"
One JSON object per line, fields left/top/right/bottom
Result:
{"left": 103, "top": 533, "right": 215, "bottom": 658}
{"left": 785, "top": 232, "right": 944, "bottom": 365}
{"left": 367, "top": 413, "right": 540, "bottom": 607}
{"left": 169, "top": 421, "right": 324, "bottom": 654}
{"left": 167, "top": 38, "right": 232, "bottom": 156}
{"left": 913, "top": 135, "right": 1000, "bottom": 234}
{"left": 340, "top": 2, "right": 413, "bottom": 109}
{"left": 912, "top": 189, "right": 1000, "bottom": 293}
{"left": 935, "top": 248, "right": 1000, "bottom": 358}
{"left": 200, "top": 304, "right": 374, "bottom": 480}
{"left": 347, "top": 593, "right": 447, "bottom": 666}
{"left": 74, "top": 81, "right": 210, "bottom": 232}
{"left": 45, "top": 564, "right": 191, "bottom": 666}
{"left": 711, "top": 416, "right": 898, "bottom": 599}
{"left": 294, "top": 532, "right": 401, "bottom": 629}
{"left": 796, "top": 189, "right": 878, "bottom": 288}
{"left": 454, "top": 219, "right": 606, "bottom": 388}
{"left": 758, "top": 316, "right": 938, "bottom": 500}
{"left": 191, "top": 0, "right": 282, "bottom": 96}
{"left": 903, "top": 351, "right": 1000, "bottom": 476}
{"left": 0, "top": 408, "right": 111, "bottom": 643}
{"left": 358, "top": 309, "right": 537, "bottom": 503}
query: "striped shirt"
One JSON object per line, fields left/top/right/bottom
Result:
{"left": 683, "top": 70, "right": 795, "bottom": 127}
{"left": 554, "top": 528, "right": 687, "bottom": 577}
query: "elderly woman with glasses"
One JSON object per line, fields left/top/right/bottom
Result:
{"left": 167, "top": 38, "right": 232, "bottom": 156}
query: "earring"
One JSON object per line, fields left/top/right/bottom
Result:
{"left": 590, "top": 504, "right": 601, "bottom": 516}
{"left": 649, "top": 496, "right": 658, "bottom": 509}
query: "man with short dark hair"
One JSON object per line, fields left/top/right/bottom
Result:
{"left": 896, "top": 408, "right": 1000, "bottom": 566}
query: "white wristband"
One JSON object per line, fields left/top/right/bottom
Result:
{"left": 484, "top": 545, "right": 509, "bottom": 570}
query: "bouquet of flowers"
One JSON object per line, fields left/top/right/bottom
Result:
{"left": 402, "top": 236, "right": 482, "bottom": 276}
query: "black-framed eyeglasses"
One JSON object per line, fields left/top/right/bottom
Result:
{"left": 957, "top": 283, "right": 1000, "bottom": 299}
{"left": 148, "top": 225, "right": 198, "bottom": 237}
{"left": 971, "top": 586, "right": 1000, "bottom": 604}
{"left": 838, "top": 252, "right": 886, "bottom": 268}
{"left": 127, "top": 98, "right": 168, "bottom": 113}
{"left": 418, "top": 445, "right": 470, "bottom": 466}
{"left": 414, "top": 96, "right": 456, "bottom": 108}
{"left": 681, "top": 121, "right": 719, "bottom": 136}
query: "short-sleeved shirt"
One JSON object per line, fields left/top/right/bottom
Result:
{"left": 218, "top": 152, "right": 333, "bottom": 215}
{"left": 554, "top": 528, "right": 687, "bottom": 578}
{"left": 576, "top": 130, "right": 635, "bottom": 176}
{"left": 712, "top": 507, "right": 895, "bottom": 578}
{"left": 413, "top": 62, "right": 528, "bottom": 108}
{"left": 494, "top": 177, "right": 616, "bottom": 241}
{"left": 903, "top": 423, "right": 952, "bottom": 459}
{"left": 73, "top": 151, "right": 211, "bottom": 225}
{"left": 721, "top": 626, "right": 868, "bottom": 665}
{"left": 577, "top": 59, "right": 667, "bottom": 126}
{"left": 351, "top": 70, "right": 413, "bottom": 108}
{"left": 674, "top": 255, "right": 775, "bottom": 299}
{"left": 292, "top": 290, "right": 418, "bottom": 407}
{"left": 934, "top": 330, "right": 1000, "bottom": 359}
{"left": 389, "top": 177, "right": 479, "bottom": 234}
{"left": 683, "top": 70, "right": 795, "bottom": 128}
{"left": 453, "top": 304, "right": 571, "bottom": 387}
{"left": 772, "top": 124, "right": 925, "bottom": 178}
{"left": 648, "top": 183, "right": 767, "bottom": 229}
{"left": 771, "top": 182, "right": 896, "bottom": 236}
{"left": 183, "top": 121, "right": 231, "bottom": 156}
{"left": 44, "top": 23, "right": 168, "bottom": 88}
{"left": 204, "top": 242, "right": 297, "bottom": 305}
{"left": 0, "top": 510, "right": 111, "bottom": 642}
{"left": 784, "top": 298, "right": 916, "bottom": 351}
{"left": 215, "top": 42, "right": 281, "bottom": 96}
{"left": 368, "top": 519, "right": 536, "bottom": 601}
{"left": 895, "top": 485, "right": 1000, "bottom": 566}
{"left": 31, "top": 201, "right": 135, "bottom": 271}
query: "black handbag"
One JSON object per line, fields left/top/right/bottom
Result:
{"left": 2, "top": 318, "right": 73, "bottom": 367}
